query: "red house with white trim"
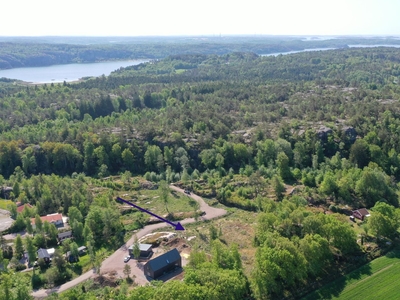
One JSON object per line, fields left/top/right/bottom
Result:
{"left": 31, "top": 213, "right": 64, "bottom": 228}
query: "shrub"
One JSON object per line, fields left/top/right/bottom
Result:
{"left": 15, "top": 263, "right": 27, "bottom": 271}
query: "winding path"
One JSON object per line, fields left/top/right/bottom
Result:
{"left": 32, "top": 185, "right": 227, "bottom": 298}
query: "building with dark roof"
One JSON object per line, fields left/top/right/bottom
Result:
{"left": 128, "top": 243, "right": 153, "bottom": 258}
{"left": 58, "top": 231, "right": 72, "bottom": 242}
{"left": 37, "top": 248, "right": 50, "bottom": 263}
{"left": 352, "top": 208, "right": 370, "bottom": 221}
{"left": 144, "top": 248, "right": 181, "bottom": 279}
{"left": 1, "top": 186, "right": 13, "bottom": 199}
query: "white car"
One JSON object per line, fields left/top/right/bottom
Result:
{"left": 124, "top": 256, "right": 130, "bottom": 263}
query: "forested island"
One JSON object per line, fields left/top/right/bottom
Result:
{"left": 1, "top": 35, "right": 400, "bottom": 70}
{"left": 0, "top": 44, "right": 400, "bottom": 300}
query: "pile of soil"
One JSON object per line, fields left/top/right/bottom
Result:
{"left": 140, "top": 180, "right": 158, "bottom": 190}
{"left": 161, "top": 237, "right": 190, "bottom": 252}
{"left": 93, "top": 272, "right": 119, "bottom": 288}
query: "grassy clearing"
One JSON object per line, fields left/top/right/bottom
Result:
{"left": 119, "top": 187, "right": 200, "bottom": 232}
{"left": 302, "top": 251, "right": 400, "bottom": 300}
{"left": 150, "top": 205, "right": 258, "bottom": 276}
{"left": 0, "top": 199, "right": 12, "bottom": 210}
{"left": 117, "top": 188, "right": 197, "bottom": 216}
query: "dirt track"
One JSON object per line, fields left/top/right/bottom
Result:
{"left": 0, "top": 209, "right": 13, "bottom": 232}
{"left": 32, "top": 185, "right": 227, "bottom": 299}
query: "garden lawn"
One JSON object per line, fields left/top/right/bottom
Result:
{"left": 302, "top": 251, "right": 400, "bottom": 300}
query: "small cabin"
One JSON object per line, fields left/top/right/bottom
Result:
{"left": 65, "top": 251, "right": 79, "bottom": 263}
{"left": 352, "top": 208, "right": 370, "bottom": 221}
{"left": 129, "top": 243, "right": 153, "bottom": 258}
{"left": 78, "top": 246, "right": 87, "bottom": 255}
{"left": 144, "top": 248, "right": 181, "bottom": 279}
{"left": 37, "top": 248, "right": 51, "bottom": 263}
{"left": 1, "top": 187, "right": 13, "bottom": 199}
{"left": 58, "top": 231, "right": 73, "bottom": 243}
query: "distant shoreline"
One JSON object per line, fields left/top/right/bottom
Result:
{"left": 0, "top": 59, "right": 149, "bottom": 84}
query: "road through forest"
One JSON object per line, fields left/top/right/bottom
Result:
{"left": 32, "top": 185, "right": 227, "bottom": 299}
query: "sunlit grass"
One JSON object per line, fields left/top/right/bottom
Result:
{"left": 302, "top": 251, "right": 400, "bottom": 300}
{"left": 0, "top": 199, "right": 12, "bottom": 210}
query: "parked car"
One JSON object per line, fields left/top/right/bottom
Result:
{"left": 124, "top": 256, "right": 130, "bottom": 263}
{"left": 184, "top": 189, "right": 191, "bottom": 195}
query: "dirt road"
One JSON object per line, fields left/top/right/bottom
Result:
{"left": 32, "top": 185, "right": 227, "bottom": 299}
{"left": 0, "top": 208, "right": 13, "bottom": 232}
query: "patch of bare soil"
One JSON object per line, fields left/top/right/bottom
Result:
{"left": 161, "top": 237, "right": 191, "bottom": 253}
{"left": 0, "top": 209, "right": 13, "bottom": 231}
{"left": 139, "top": 232, "right": 177, "bottom": 246}
{"left": 93, "top": 271, "right": 120, "bottom": 288}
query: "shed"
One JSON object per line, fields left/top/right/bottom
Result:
{"left": 144, "top": 248, "right": 181, "bottom": 279}
{"left": 65, "top": 251, "right": 79, "bottom": 263}
{"left": 1, "top": 187, "right": 13, "bottom": 199}
{"left": 352, "top": 208, "right": 370, "bottom": 221}
{"left": 129, "top": 243, "right": 153, "bottom": 258}
{"left": 78, "top": 246, "right": 87, "bottom": 255}
{"left": 58, "top": 231, "right": 73, "bottom": 242}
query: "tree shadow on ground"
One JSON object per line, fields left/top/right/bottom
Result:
{"left": 385, "top": 249, "right": 400, "bottom": 259}
{"left": 69, "top": 263, "right": 83, "bottom": 275}
{"left": 171, "top": 191, "right": 180, "bottom": 199}
{"left": 301, "top": 260, "right": 372, "bottom": 300}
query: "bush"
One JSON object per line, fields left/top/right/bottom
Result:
{"left": 31, "top": 274, "right": 42, "bottom": 289}
{"left": 15, "top": 263, "right": 27, "bottom": 271}
{"left": 329, "top": 204, "right": 337, "bottom": 213}
{"left": 292, "top": 168, "right": 302, "bottom": 180}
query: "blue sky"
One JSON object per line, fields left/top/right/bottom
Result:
{"left": 2, "top": 0, "right": 399, "bottom": 36}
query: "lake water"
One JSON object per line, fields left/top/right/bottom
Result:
{"left": 262, "top": 44, "right": 400, "bottom": 57}
{"left": 348, "top": 44, "right": 400, "bottom": 48}
{"left": 0, "top": 59, "right": 149, "bottom": 84}
{"left": 262, "top": 48, "right": 337, "bottom": 57}
{"left": 1, "top": 44, "right": 400, "bottom": 83}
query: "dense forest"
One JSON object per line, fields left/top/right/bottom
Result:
{"left": 1, "top": 46, "right": 400, "bottom": 299}
{"left": 1, "top": 35, "right": 400, "bottom": 70}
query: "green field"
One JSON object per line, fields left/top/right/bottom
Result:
{"left": 302, "top": 251, "right": 400, "bottom": 300}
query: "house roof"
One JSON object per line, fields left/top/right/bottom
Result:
{"left": 145, "top": 248, "right": 181, "bottom": 272}
{"left": 58, "top": 231, "right": 72, "bottom": 239}
{"left": 78, "top": 246, "right": 87, "bottom": 252}
{"left": 129, "top": 243, "right": 153, "bottom": 252}
{"left": 353, "top": 208, "right": 370, "bottom": 216}
{"left": 37, "top": 248, "right": 50, "bottom": 259}
{"left": 17, "top": 204, "right": 33, "bottom": 213}
{"left": 31, "top": 213, "right": 63, "bottom": 225}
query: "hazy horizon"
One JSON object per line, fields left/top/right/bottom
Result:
{"left": 1, "top": 34, "right": 399, "bottom": 38}
{"left": 2, "top": 0, "right": 400, "bottom": 37}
